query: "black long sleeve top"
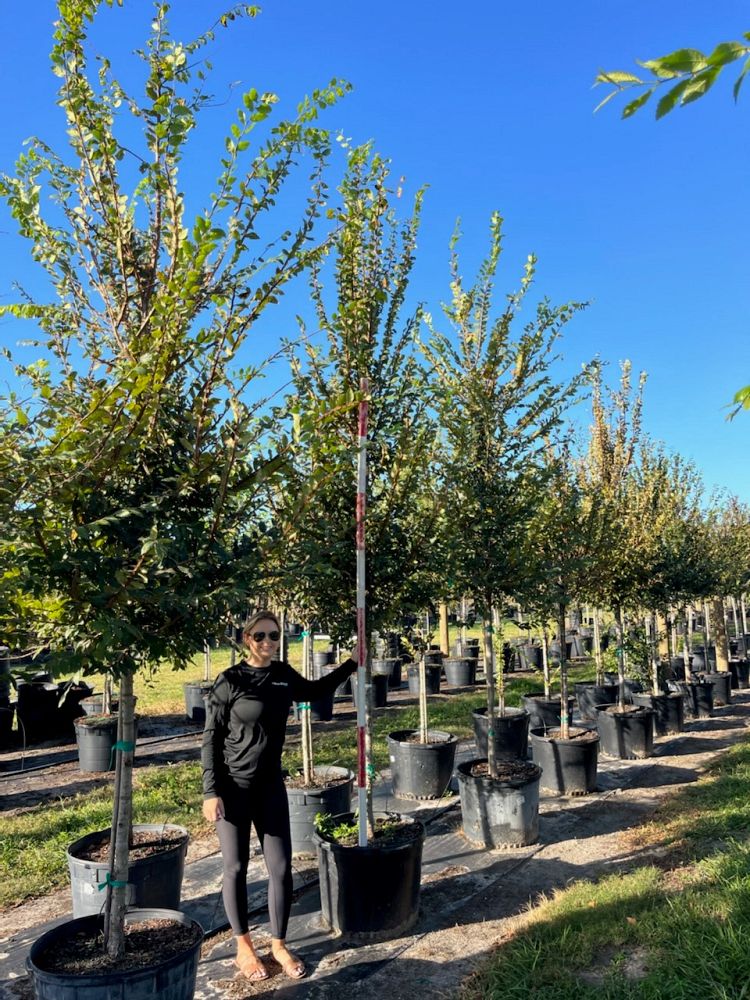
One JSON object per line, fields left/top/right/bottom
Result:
{"left": 201, "top": 658, "right": 356, "bottom": 798}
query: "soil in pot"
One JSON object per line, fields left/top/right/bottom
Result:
{"left": 28, "top": 908, "right": 203, "bottom": 1000}
{"left": 314, "top": 812, "right": 425, "bottom": 941}
{"left": 285, "top": 766, "right": 354, "bottom": 857}
{"left": 472, "top": 706, "right": 529, "bottom": 760}
{"left": 387, "top": 729, "right": 458, "bottom": 800}
{"left": 457, "top": 758, "right": 541, "bottom": 848}
{"left": 595, "top": 705, "right": 655, "bottom": 760}
{"left": 529, "top": 726, "right": 599, "bottom": 796}
{"left": 67, "top": 824, "right": 189, "bottom": 918}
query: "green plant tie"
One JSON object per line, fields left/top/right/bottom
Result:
{"left": 108, "top": 739, "right": 136, "bottom": 768}
{"left": 484, "top": 624, "right": 494, "bottom": 633}
{"left": 301, "top": 630, "right": 309, "bottom": 637}
{"left": 366, "top": 763, "right": 376, "bottom": 777}
{"left": 97, "top": 872, "right": 129, "bottom": 892}
{"left": 487, "top": 728, "right": 495, "bottom": 738}
{"left": 297, "top": 702, "right": 311, "bottom": 711}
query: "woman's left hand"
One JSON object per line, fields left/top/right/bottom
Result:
{"left": 349, "top": 642, "right": 365, "bottom": 665}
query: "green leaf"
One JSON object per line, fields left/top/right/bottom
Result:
{"left": 706, "top": 41, "right": 749, "bottom": 68}
{"left": 733, "top": 56, "right": 750, "bottom": 101}
{"left": 680, "top": 65, "right": 722, "bottom": 106}
{"left": 595, "top": 70, "right": 644, "bottom": 86}
{"left": 622, "top": 87, "right": 656, "bottom": 118}
{"left": 655, "top": 78, "right": 693, "bottom": 119}
{"left": 641, "top": 48, "right": 708, "bottom": 77}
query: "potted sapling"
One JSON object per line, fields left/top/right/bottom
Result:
{"left": 2, "top": 3, "right": 347, "bottom": 992}
{"left": 423, "top": 213, "right": 588, "bottom": 843}
{"left": 284, "top": 152, "right": 438, "bottom": 938}
{"left": 526, "top": 442, "right": 604, "bottom": 795}
{"left": 387, "top": 608, "right": 458, "bottom": 801}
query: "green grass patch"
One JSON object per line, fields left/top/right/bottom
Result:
{"left": 463, "top": 735, "right": 750, "bottom": 1000}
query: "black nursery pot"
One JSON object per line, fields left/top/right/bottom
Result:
{"left": 471, "top": 707, "right": 529, "bottom": 760}
{"left": 0, "top": 704, "right": 14, "bottom": 750}
{"left": 595, "top": 705, "right": 655, "bottom": 760}
{"left": 521, "top": 693, "right": 574, "bottom": 733}
{"left": 66, "top": 824, "right": 189, "bottom": 918}
{"left": 27, "top": 908, "right": 203, "bottom": 1000}
{"left": 667, "top": 680, "right": 714, "bottom": 720}
{"left": 16, "top": 681, "right": 60, "bottom": 744}
{"left": 631, "top": 692, "right": 684, "bottom": 736}
{"left": 574, "top": 682, "right": 618, "bottom": 721}
{"left": 351, "top": 673, "right": 388, "bottom": 709}
{"left": 457, "top": 758, "right": 541, "bottom": 848}
{"left": 530, "top": 727, "right": 599, "bottom": 796}
{"left": 443, "top": 657, "right": 476, "bottom": 687}
{"left": 372, "top": 657, "right": 402, "bottom": 690}
{"left": 702, "top": 671, "right": 731, "bottom": 707}
{"left": 406, "top": 664, "right": 441, "bottom": 695}
{"left": 183, "top": 681, "right": 212, "bottom": 722}
{"left": 387, "top": 729, "right": 458, "bottom": 800}
{"left": 733, "top": 659, "right": 750, "bottom": 690}
{"left": 286, "top": 766, "right": 354, "bottom": 856}
{"left": 314, "top": 812, "right": 425, "bottom": 941}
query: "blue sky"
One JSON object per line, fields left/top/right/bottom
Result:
{"left": 1, "top": 1, "right": 748, "bottom": 499}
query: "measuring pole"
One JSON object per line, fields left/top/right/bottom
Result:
{"left": 356, "top": 378, "right": 369, "bottom": 847}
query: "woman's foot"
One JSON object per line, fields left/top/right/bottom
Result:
{"left": 235, "top": 940, "right": 269, "bottom": 981}
{"left": 270, "top": 942, "right": 306, "bottom": 979}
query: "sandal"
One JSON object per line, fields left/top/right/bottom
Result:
{"left": 273, "top": 952, "right": 307, "bottom": 980}
{"left": 235, "top": 954, "right": 269, "bottom": 981}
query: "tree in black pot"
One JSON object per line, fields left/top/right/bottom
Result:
{"left": 0, "top": 1, "right": 348, "bottom": 985}
{"left": 280, "top": 150, "right": 444, "bottom": 939}
{"left": 422, "top": 212, "right": 588, "bottom": 843}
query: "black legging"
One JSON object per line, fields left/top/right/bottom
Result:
{"left": 215, "top": 770, "right": 293, "bottom": 939}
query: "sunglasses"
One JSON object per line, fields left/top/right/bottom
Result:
{"left": 250, "top": 630, "right": 280, "bottom": 643}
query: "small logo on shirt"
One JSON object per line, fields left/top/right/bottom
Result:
{"left": 271, "top": 682, "right": 288, "bottom": 687}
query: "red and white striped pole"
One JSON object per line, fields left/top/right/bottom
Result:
{"left": 356, "top": 377, "right": 369, "bottom": 847}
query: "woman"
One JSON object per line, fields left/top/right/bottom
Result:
{"left": 201, "top": 611, "right": 358, "bottom": 981}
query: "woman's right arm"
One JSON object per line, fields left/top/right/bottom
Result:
{"left": 201, "top": 674, "right": 231, "bottom": 820}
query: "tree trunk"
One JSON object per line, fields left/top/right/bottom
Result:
{"left": 439, "top": 602, "right": 450, "bottom": 656}
{"left": 712, "top": 596, "right": 730, "bottom": 672}
{"left": 731, "top": 596, "right": 740, "bottom": 641}
{"left": 684, "top": 605, "right": 693, "bottom": 673}
{"left": 656, "top": 613, "right": 669, "bottom": 660}
{"left": 615, "top": 605, "right": 626, "bottom": 711}
{"left": 483, "top": 616, "right": 497, "bottom": 779}
{"left": 106, "top": 671, "right": 136, "bottom": 959}
{"left": 593, "top": 610, "right": 603, "bottom": 684}
{"left": 279, "top": 608, "right": 288, "bottom": 666}
{"left": 301, "top": 625, "right": 313, "bottom": 785}
{"left": 559, "top": 602, "right": 570, "bottom": 739}
{"left": 649, "top": 611, "right": 660, "bottom": 696}
{"left": 202, "top": 640, "right": 211, "bottom": 683}
{"left": 541, "top": 626, "right": 550, "bottom": 700}
{"left": 418, "top": 656, "right": 428, "bottom": 743}
{"left": 493, "top": 606, "right": 505, "bottom": 715}
{"left": 742, "top": 595, "right": 748, "bottom": 636}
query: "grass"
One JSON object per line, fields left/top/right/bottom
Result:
{"left": 462, "top": 737, "right": 750, "bottom": 1000}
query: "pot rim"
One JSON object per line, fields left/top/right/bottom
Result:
{"left": 386, "top": 728, "right": 458, "bottom": 747}
{"left": 27, "top": 908, "right": 202, "bottom": 984}
{"left": 312, "top": 810, "right": 426, "bottom": 852}
{"left": 457, "top": 756, "right": 541, "bottom": 787}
